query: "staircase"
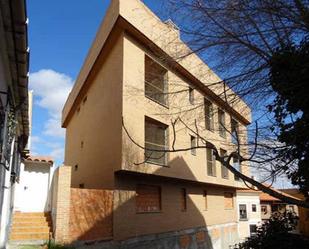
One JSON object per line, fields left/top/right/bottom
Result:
{"left": 10, "top": 212, "right": 53, "bottom": 242}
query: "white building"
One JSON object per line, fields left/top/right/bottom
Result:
{"left": 236, "top": 189, "right": 262, "bottom": 240}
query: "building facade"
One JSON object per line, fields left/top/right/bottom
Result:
{"left": 236, "top": 190, "right": 261, "bottom": 241}
{"left": 0, "top": 0, "right": 29, "bottom": 247}
{"left": 62, "top": 0, "right": 252, "bottom": 248}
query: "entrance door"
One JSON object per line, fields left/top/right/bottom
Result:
{"left": 16, "top": 164, "right": 50, "bottom": 212}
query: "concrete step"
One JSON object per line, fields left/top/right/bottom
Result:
{"left": 11, "top": 226, "right": 51, "bottom": 233}
{"left": 13, "top": 212, "right": 51, "bottom": 218}
{"left": 13, "top": 216, "right": 51, "bottom": 223}
{"left": 9, "top": 232, "right": 50, "bottom": 241}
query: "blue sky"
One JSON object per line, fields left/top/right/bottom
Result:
{"left": 28, "top": 0, "right": 165, "bottom": 165}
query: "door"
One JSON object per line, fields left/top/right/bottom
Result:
{"left": 15, "top": 164, "right": 50, "bottom": 212}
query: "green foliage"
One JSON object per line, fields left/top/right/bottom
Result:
{"left": 234, "top": 212, "right": 309, "bottom": 249}
{"left": 269, "top": 38, "right": 309, "bottom": 194}
{"left": 46, "top": 241, "right": 74, "bottom": 249}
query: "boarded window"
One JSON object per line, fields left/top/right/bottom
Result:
{"left": 204, "top": 99, "right": 214, "bottom": 131}
{"left": 231, "top": 118, "right": 239, "bottom": 144}
{"left": 203, "top": 190, "right": 208, "bottom": 210}
{"left": 189, "top": 87, "right": 194, "bottom": 104}
{"left": 233, "top": 156, "right": 241, "bottom": 181}
{"left": 252, "top": 204, "right": 257, "bottom": 212}
{"left": 224, "top": 192, "right": 234, "bottom": 209}
{"left": 145, "top": 117, "right": 168, "bottom": 166}
{"left": 207, "top": 148, "right": 216, "bottom": 176}
{"left": 190, "top": 135, "right": 197, "bottom": 155}
{"left": 181, "top": 188, "right": 187, "bottom": 211}
{"left": 136, "top": 185, "right": 161, "bottom": 213}
{"left": 145, "top": 56, "right": 168, "bottom": 106}
{"left": 220, "top": 149, "right": 228, "bottom": 179}
{"left": 218, "top": 109, "right": 226, "bottom": 138}
{"left": 239, "top": 204, "right": 247, "bottom": 220}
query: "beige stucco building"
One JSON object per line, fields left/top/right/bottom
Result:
{"left": 62, "top": 0, "right": 252, "bottom": 248}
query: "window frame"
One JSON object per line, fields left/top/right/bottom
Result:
{"left": 181, "top": 188, "right": 187, "bottom": 212}
{"left": 220, "top": 149, "right": 229, "bottom": 179}
{"left": 204, "top": 99, "right": 214, "bottom": 131}
{"left": 239, "top": 204, "right": 248, "bottom": 220}
{"left": 136, "top": 184, "right": 162, "bottom": 213}
{"left": 252, "top": 204, "right": 257, "bottom": 212}
{"left": 231, "top": 118, "right": 239, "bottom": 144}
{"left": 203, "top": 190, "right": 208, "bottom": 210}
{"left": 233, "top": 156, "right": 241, "bottom": 181}
{"left": 218, "top": 109, "right": 226, "bottom": 138}
{"left": 206, "top": 148, "right": 216, "bottom": 177}
{"left": 224, "top": 192, "right": 234, "bottom": 209}
{"left": 189, "top": 87, "right": 194, "bottom": 105}
{"left": 144, "top": 117, "right": 169, "bottom": 166}
{"left": 261, "top": 205, "right": 267, "bottom": 214}
{"left": 144, "top": 55, "right": 168, "bottom": 107}
{"left": 190, "top": 135, "right": 197, "bottom": 156}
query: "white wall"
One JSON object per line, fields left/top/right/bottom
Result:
{"left": 236, "top": 192, "right": 262, "bottom": 240}
{"left": 14, "top": 162, "right": 53, "bottom": 212}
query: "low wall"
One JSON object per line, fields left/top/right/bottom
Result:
{"left": 51, "top": 166, "right": 113, "bottom": 244}
{"left": 69, "top": 188, "right": 113, "bottom": 242}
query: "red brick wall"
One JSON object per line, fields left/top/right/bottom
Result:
{"left": 69, "top": 188, "right": 114, "bottom": 242}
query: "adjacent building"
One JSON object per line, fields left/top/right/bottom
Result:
{"left": 236, "top": 189, "right": 261, "bottom": 240}
{"left": 260, "top": 189, "right": 299, "bottom": 221}
{"left": 0, "top": 0, "right": 29, "bottom": 247}
{"left": 62, "top": 0, "right": 252, "bottom": 248}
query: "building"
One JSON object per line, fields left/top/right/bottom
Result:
{"left": 236, "top": 189, "right": 261, "bottom": 240}
{"left": 260, "top": 189, "right": 299, "bottom": 221}
{"left": 281, "top": 188, "right": 309, "bottom": 237}
{"left": 62, "top": 0, "right": 252, "bottom": 248}
{"left": 0, "top": 0, "right": 29, "bottom": 247}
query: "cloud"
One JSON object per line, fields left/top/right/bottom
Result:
{"left": 29, "top": 69, "right": 73, "bottom": 137}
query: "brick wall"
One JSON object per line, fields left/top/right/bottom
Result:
{"left": 51, "top": 166, "right": 113, "bottom": 244}
{"left": 52, "top": 166, "right": 72, "bottom": 243}
{"left": 69, "top": 188, "right": 113, "bottom": 242}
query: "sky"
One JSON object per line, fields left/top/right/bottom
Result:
{"left": 27, "top": 0, "right": 164, "bottom": 165}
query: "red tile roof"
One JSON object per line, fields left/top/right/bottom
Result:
{"left": 24, "top": 155, "right": 54, "bottom": 164}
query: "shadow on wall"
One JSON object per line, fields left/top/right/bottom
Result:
{"left": 58, "top": 155, "right": 239, "bottom": 249}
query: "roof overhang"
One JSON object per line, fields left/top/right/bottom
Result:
{"left": 0, "top": 0, "right": 29, "bottom": 150}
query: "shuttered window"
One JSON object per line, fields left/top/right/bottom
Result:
{"left": 136, "top": 185, "right": 161, "bottom": 213}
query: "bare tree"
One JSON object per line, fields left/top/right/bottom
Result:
{"left": 122, "top": 0, "right": 309, "bottom": 207}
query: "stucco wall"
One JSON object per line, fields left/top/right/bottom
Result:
{"left": 236, "top": 192, "right": 261, "bottom": 240}
{"left": 122, "top": 33, "right": 250, "bottom": 188}
{"left": 113, "top": 174, "right": 238, "bottom": 241}
{"left": 64, "top": 31, "right": 123, "bottom": 189}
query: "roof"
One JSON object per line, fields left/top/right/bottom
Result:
{"left": 24, "top": 155, "right": 54, "bottom": 164}
{"left": 62, "top": 0, "right": 251, "bottom": 127}
{"left": 260, "top": 187, "right": 301, "bottom": 202}
{"left": 0, "top": 0, "right": 30, "bottom": 149}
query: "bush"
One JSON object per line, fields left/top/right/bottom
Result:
{"left": 234, "top": 211, "right": 309, "bottom": 249}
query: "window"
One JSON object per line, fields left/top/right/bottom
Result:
{"left": 261, "top": 205, "right": 267, "bottom": 214}
{"left": 252, "top": 204, "right": 257, "bottom": 212}
{"left": 203, "top": 190, "right": 208, "bottom": 210}
{"left": 207, "top": 148, "right": 216, "bottom": 176}
{"left": 250, "top": 225, "right": 257, "bottom": 236}
{"left": 181, "top": 188, "right": 187, "bottom": 211}
{"left": 136, "top": 185, "right": 161, "bottom": 213}
{"left": 231, "top": 118, "right": 239, "bottom": 144}
{"left": 189, "top": 87, "right": 194, "bottom": 104}
{"left": 145, "top": 117, "right": 168, "bottom": 166}
{"left": 145, "top": 56, "right": 168, "bottom": 106}
{"left": 288, "top": 205, "right": 295, "bottom": 212}
{"left": 218, "top": 109, "right": 226, "bottom": 138}
{"left": 233, "top": 156, "right": 241, "bottom": 181}
{"left": 190, "top": 135, "right": 197, "bottom": 155}
{"left": 224, "top": 192, "right": 234, "bottom": 209}
{"left": 204, "top": 99, "right": 214, "bottom": 131}
{"left": 220, "top": 149, "right": 228, "bottom": 179}
{"left": 239, "top": 204, "right": 248, "bottom": 220}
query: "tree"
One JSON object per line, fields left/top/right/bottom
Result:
{"left": 234, "top": 212, "right": 308, "bottom": 249}
{"left": 122, "top": 0, "right": 309, "bottom": 207}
